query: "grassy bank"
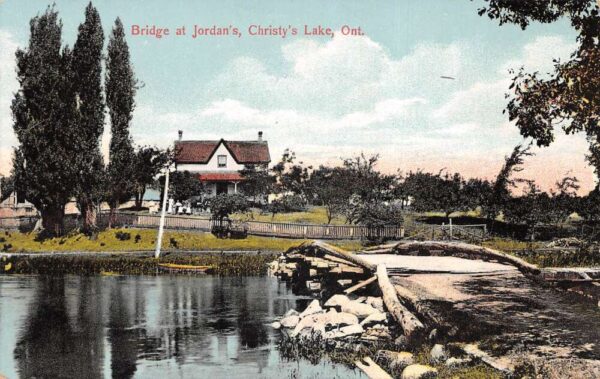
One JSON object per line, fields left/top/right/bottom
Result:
{"left": 2, "top": 252, "right": 277, "bottom": 276}
{"left": 483, "top": 237, "right": 600, "bottom": 267}
{"left": 0, "top": 228, "right": 363, "bottom": 253}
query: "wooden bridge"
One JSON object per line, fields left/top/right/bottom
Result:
{"left": 272, "top": 240, "right": 600, "bottom": 376}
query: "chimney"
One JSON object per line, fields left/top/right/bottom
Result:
{"left": 258, "top": 131, "right": 263, "bottom": 142}
{"left": 178, "top": 130, "right": 183, "bottom": 141}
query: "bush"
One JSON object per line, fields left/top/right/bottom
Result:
{"left": 114, "top": 231, "right": 131, "bottom": 241}
{"left": 269, "top": 194, "right": 307, "bottom": 214}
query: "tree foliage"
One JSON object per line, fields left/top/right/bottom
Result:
{"left": 105, "top": 17, "right": 136, "bottom": 217}
{"left": 240, "top": 164, "right": 273, "bottom": 203}
{"left": 159, "top": 170, "right": 204, "bottom": 203}
{"left": 132, "top": 146, "right": 170, "bottom": 208}
{"left": 307, "top": 166, "right": 354, "bottom": 223}
{"left": 208, "top": 194, "right": 249, "bottom": 222}
{"left": 475, "top": 0, "right": 600, "bottom": 177}
{"left": 0, "top": 175, "right": 14, "bottom": 202}
{"left": 72, "top": 3, "right": 105, "bottom": 232}
{"left": 271, "top": 149, "right": 311, "bottom": 197}
{"left": 12, "top": 6, "right": 80, "bottom": 236}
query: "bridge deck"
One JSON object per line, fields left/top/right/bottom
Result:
{"left": 356, "top": 254, "right": 517, "bottom": 275}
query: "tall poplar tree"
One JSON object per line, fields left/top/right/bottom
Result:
{"left": 72, "top": 2, "right": 105, "bottom": 233}
{"left": 12, "top": 7, "right": 79, "bottom": 236}
{"left": 105, "top": 18, "right": 136, "bottom": 225}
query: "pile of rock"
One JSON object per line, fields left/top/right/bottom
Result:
{"left": 272, "top": 294, "right": 392, "bottom": 342}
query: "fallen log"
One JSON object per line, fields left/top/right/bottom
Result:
{"left": 392, "top": 241, "right": 540, "bottom": 276}
{"left": 393, "top": 281, "right": 452, "bottom": 330}
{"left": 377, "top": 264, "right": 425, "bottom": 341}
{"left": 355, "top": 357, "right": 393, "bottom": 379}
{"left": 344, "top": 275, "right": 378, "bottom": 295}
{"left": 312, "top": 241, "right": 376, "bottom": 271}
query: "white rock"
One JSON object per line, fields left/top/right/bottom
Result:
{"left": 366, "top": 297, "right": 385, "bottom": 312}
{"left": 325, "top": 294, "right": 350, "bottom": 308}
{"left": 291, "top": 311, "right": 359, "bottom": 337}
{"left": 445, "top": 357, "right": 471, "bottom": 367}
{"left": 430, "top": 344, "right": 448, "bottom": 364}
{"left": 271, "top": 321, "right": 281, "bottom": 329}
{"left": 299, "top": 299, "right": 322, "bottom": 318}
{"left": 280, "top": 315, "right": 300, "bottom": 329}
{"left": 338, "top": 324, "right": 363, "bottom": 337}
{"left": 355, "top": 296, "right": 367, "bottom": 303}
{"left": 377, "top": 350, "right": 414, "bottom": 370}
{"left": 284, "top": 309, "right": 299, "bottom": 317}
{"left": 360, "top": 312, "right": 388, "bottom": 327}
{"left": 401, "top": 364, "right": 438, "bottom": 379}
{"left": 341, "top": 301, "right": 378, "bottom": 319}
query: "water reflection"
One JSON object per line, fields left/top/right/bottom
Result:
{"left": 0, "top": 275, "right": 362, "bottom": 379}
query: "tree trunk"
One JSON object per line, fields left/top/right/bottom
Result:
{"left": 79, "top": 198, "right": 98, "bottom": 234}
{"left": 134, "top": 189, "right": 145, "bottom": 210}
{"left": 41, "top": 206, "right": 65, "bottom": 237}
{"left": 108, "top": 201, "right": 118, "bottom": 229}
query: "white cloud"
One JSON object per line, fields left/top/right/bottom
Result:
{"left": 0, "top": 30, "right": 19, "bottom": 175}
{"left": 132, "top": 32, "right": 594, "bottom": 191}
{"left": 499, "top": 35, "right": 577, "bottom": 75}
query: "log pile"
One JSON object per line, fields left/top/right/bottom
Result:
{"left": 271, "top": 241, "right": 429, "bottom": 344}
{"left": 271, "top": 241, "right": 373, "bottom": 295}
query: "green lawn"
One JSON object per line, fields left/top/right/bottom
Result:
{"left": 0, "top": 228, "right": 363, "bottom": 253}
{"left": 231, "top": 206, "right": 347, "bottom": 225}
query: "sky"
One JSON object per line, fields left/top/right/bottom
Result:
{"left": 0, "top": 0, "right": 596, "bottom": 193}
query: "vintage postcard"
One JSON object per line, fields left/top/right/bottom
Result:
{"left": 0, "top": 1, "right": 599, "bottom": 378}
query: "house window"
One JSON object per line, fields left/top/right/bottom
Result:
{"left": 218, "top": 155, "right": 227, "bottom": 168}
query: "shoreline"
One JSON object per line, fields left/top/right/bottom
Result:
{"left": 1, "top": 251, "right": 279, "bottom": 276}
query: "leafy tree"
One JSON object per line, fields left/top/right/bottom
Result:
{"left": 0, "top": 175, "right": 14, "bottom": 202}
{"left": 353, "top": 202, "right": 403, "bottom": 228}
{"left": 271, "top": 149, "right": 311, "bottom": 197}
{"left": 578, "top": 187, "right": 600, "bottom": 223}
{"left": 549, "top": 174, "right": 581, "bottom": 223}
{"left": 105, "top": 18, "right": 136, "bottom": 226}
{"left": 12, "top": 7, "right": 80, "bottom": 236}
{"left": 208, "top": 194, "right": 249, "bottom": 222}
{"left": 474, "top": 0, "right": 600, "bottom": 177}
{"left": 340, "top": 154, "right": 396, "bottom": 224}
{"left": 307, "top": 166, "right": 354, "bottom": 224}
{"left": 484, "top": 143, "right": 533, "bottom": 221}
{"left": 403, "top": 170, "right": 470, "bottom": 217}
{"left": 132, "top": 146, "right": 170, "bottom": 209}
{"left": 240, "top": 164, "right": 273, "bottom": 204}
{"left": 267, "top": 194, "right": 307, "bottom": 220}
{"left": 72, "top": 2, "right": 105, "bottom": 233}
{"left": 159, "top": 171, "right": 204, "bottom": 203}
{"left": 503, "top": 180, "right": 553, "bottom": 240}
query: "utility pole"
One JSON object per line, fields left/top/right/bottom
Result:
{"left": 155, "top": 167, "right": 171, "bottom": 259}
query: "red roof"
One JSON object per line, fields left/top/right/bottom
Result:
{"left": 175, "top": 139, "right": 270, "bottom": 164}
{"left": 198, "top": 172, "right": 244, "bottom": 182}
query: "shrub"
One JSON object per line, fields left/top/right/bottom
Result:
{"left": 114, "top": 231, "right": 131, "bottom": 241}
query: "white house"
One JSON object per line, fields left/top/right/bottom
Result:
{"left": 173, "top": 131, "right": 271, "bottom": 197}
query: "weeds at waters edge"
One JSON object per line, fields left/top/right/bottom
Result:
{"left": 278, "top": 335, "right": 505, "bottom": 378}
{"left": 2, "top": 253, "right": 278, "bottom": 276}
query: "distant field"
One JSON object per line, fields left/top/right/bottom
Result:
{"left": 0, "top": 228, "right": 363, "bottom": 253}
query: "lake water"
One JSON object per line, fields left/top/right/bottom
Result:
{"left": 0, "top": 275, "right": 364, "bottom": 379}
